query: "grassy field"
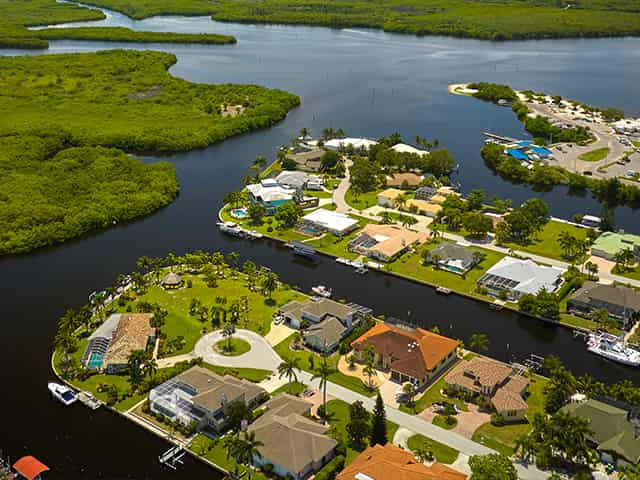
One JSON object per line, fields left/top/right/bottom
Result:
{"left": 501, "top": 220, "right": 589, "bottom": 261}
{"left": 33, "top": 26, "right": 235, "bottom": 44}
{"left": 117, "top": 273, "right": 305, "bottom": 356}
{"left": 407, "top": 434, "right": 459, "bottom": 464}
{"left": 344, "top": 188, "right": 381, "bottom": 210}
{"left": 78, "top": 0, "right": 640, "bottom": 41}
{"left": 215, "top": 338, "right": 251, "bottom": 356}
{"left": 579, "top": 147, "right": 610, "bottom": 162}
{"left": 325, "top": 399, "right": 398, "bottom": 465}
{"left": 386, "top": 242, "right": 503, "bottom": 297}
{"left": 274, "top": 334, "right": 374, "bottom": 397}
{"left": 471, "top": 374, "right": 547, "bottom": 456}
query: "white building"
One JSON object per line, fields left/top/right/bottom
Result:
{"left": 390, "top": 143, "right": 429, "bottom": 156}
{"left": 246, "top": 179, "right": 296, "bottom": 214}
{"left": 324, "top": 137, "right": 378, "bottom": 152}
{"left": 477, "top": 256, "right": 564, "bottom": 300}
{"left": 301, "top": 209, "right": 358, "bottom": 236}
{"left": 276, "top": 171, "right": 324, "bottom": 191}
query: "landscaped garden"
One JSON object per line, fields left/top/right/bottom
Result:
{"left": 406, "top": 434, "right": 459, "bottom": 464}
{"left": 215, "top": 338, "right": 251, "bottom": 356}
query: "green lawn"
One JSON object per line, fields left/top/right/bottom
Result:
{"left": 220, "top": 204, "right": 309, "bottom": 243}
{"left": 117, "top": 272, "right": 305, "bottom": 356}
{"left": 406, "top": 434, "right": 459, "bottom": 464}
{"left": 190, "top": 435, "right": 269, "bottom": 480}
{"left": 433, "top": 414, "right": 457, "bottom": 430}
{"left": 344, "top": 188, "right": 381, "bottom": 211}
{"left": 306, "top": 231, "right": 360, "bottom": 259}
{"left": 202, "top": 363, "right": 272, "bottom": 383}
{"left": 501, "top": 220, "right": 589, "bottom": 261}
{"left": 471, "top": 374, "right": 547, "bottom": 455}
{"left": 386, "top": 242, "right": 503, "bottom": 297}
{"left": 325, "top": 399, "right": 398, "bottom": 465}
{"left": 579, "top": 147, "right": 610, "bottom": 162}
{"left": 615, "top": 266, "right": 640, "bottom": 282}
{"left": 215, "top": 337, "right": 251, "bottom": 356}
{"left": 271, "top": 381, "right": 307, "bottom": 396}
{"left": 400, "top": 371, "right": 468, "bottom": 414}
{"left": 274, "top": 334, "right": 374, "bottom": 397}
{"left": 305, "top": 189, "right": 332, "bottom": 198}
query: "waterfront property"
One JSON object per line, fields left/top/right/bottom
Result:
{"left": 414, "top": 185, "right": 438, "bottom": 200}
{"left": 247, "top": 179, "right": 297, "bottom": 214}
{"left": 348, "top": 224, "right": 428, "bottom": 262}
{"left": 477, "top": 256, "right": 564, "bottom": 301}
{"left": 567, "top": 281, "right": 640, "bottom": 329}
{"left": 386, "top": 172, "right": 423, "bottom": 188}
{"left": 390, "top": 143, "right": 430, "bottom": 157}
{"left": 337, "top": 443, "right": 466, "bottom": 480}
{"left": 300, "top": 208, "right": 359, "bottom": 236}
{"left": 561, "top": 398, "right": 640, "bottom": 467}
{"left": 285, "top": 148, "right": 324, "bottom": 172}
{"left": 82, "top": 313, "right": 155, "bottom": 373}
{"left": 591, "top": 232, "right": 640, "bottom": 261}
{"left": 324, "top": 137, "right": 378, "bottom": 151}
{"left": 276, "top": 170, "right": 324, "bottom": 190}
{"left": 249, "top": 393, "right": 338, "bottom": 480}
{"left": 424, "top": 242, "right": 483, "bottom": 275}
{"left": 377, "top": 188, "right": 405, "bottom": 207}
{"left": 160, "top": 271, "right": 183, "bottom": 289}
{"left": 149, "top": 366, "right": 266, "bottom": 432}
{"left": 303, "top": 316, "right": 348, "bottom": 353}
{"left": 444, "top": 357, "right": 529, "bottom": 422}
{"left": 351, "top": 322, "right": 458, "bottom": 387}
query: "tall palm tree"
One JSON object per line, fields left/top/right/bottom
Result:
{"left": 277, "top": 358, "right": 301, "bottom": 394}
{"left": 363, "top": 361, "right": 377, "bottom": 388}
{"left": 469, "top": 333, "right": 489, "bottom": 354}
{"left": 223, "top": 432, "right": 242, "bottom": 479}
{"left": 127, "top": 349, "right": 148, "bottom": 382}
{"left": 261, "top": 272, "right": 279, "bottom": 299}
{"left": 312, "top": 358, "right": 336, "bottom": 421}
{"left": 143, "top": 358, "right": 158, "bottom": 379}
{"left": 222, "top": 323, "right": 236, "bottom": 351}
{"left": 240, "top": 431, "right": 264, "bottom": 480}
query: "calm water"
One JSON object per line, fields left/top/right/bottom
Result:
{"left": 2, "top": 6, "right": 640, "bottom": 478}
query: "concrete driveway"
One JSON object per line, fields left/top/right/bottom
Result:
{"left": 193, "top": 329, "right": 283, "bottom": 371}
{"left": 419, "top": 404, "right": 491, "bottom": 439}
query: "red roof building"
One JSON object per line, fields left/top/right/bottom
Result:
{"left": 13, "top": 456, "right": 49, "bottom": 480}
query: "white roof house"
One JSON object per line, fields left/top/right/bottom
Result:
{"left": 391, "top": 143, "right": 429, "bottom": 156}
{"left": 302, "top": 209, "right": 359, "bottom": 236}
{"left": 276, "top": 170, "right": 309, "bottom": 190}
{"left": 478, "top": 256, "right": 564, "bottom": 300}
{"left": 246, "top": 180, "right": 296, "bottom": 210}
{"left": 324, "top": 137, "right": 378, "bottom": 151}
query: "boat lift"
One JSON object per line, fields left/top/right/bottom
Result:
{"left": 521, "top": 353, "right": 545, "bottom": 371}
{"left": 159, "top": 445, "right": 186, "bottom": 470}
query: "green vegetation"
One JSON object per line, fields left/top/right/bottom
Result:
{"left": 468, "top": 82, "right": 517, "bottom": 103}
{"left": 306, "top": 232, "right": 360, "bottom": 259}
{"left": 0, "top": 140, "right": 178, "bottom": 255}
{"left": 201, "top": 363, "right": 272, "bottom": 382}
{"left": 579, "top": 147, "right": 610, "bottom": 162}
{"left": 501, "top": 220, "right": 589, "bottom": 261}
{"left": 344, "top": 188, "right": 380, "bottom": 210}
{"left": 271, "top": 381, "right": 306, "bottom": 396}
{"left": 190, "top": 434, "right": 269, "bottom": 480}
{"left": 33, "top": 26, "right": 235, "bottom": 44}
{"left": 401, "top": 374, "right": 468, "bottom": 414}
{"left": 406, "top": 434, "right": 459, "bottom": 464}
{"left": 84, "top": 0, "right": 640, "bottom": 40}
{"left": 274, "top": 334, "right": 374, "bottom": 396}
{"left": 433, "top": 414, "right": 457, "bottom": 429}
{"left": 215, "top": 338, "right": 252, "bottom": 356}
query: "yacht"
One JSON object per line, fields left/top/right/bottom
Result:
{"left": 48, "top": 382, "right": 77, "bottom": 406}
{"left": 586, "top": 332, "right": 640, "bottom": 367}
{"left": 311, "top": 285, "right": 332, "bottom": 298}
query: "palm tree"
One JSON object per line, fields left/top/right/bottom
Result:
{"left": 222, "top": 323, "right": 236, "bottom": 351}
{"left": 240, "top": 430, "right": 264, "bottom": 480}
{"left": 584, "top": 260, "right": 599, "bottom": 280}
{"left": 143, "top": 357, "right": 158, "bottom": 379}
{"left": 261, "top": 272, "right": 279, "bottom": 299}
{"left": 363, "top": 361, "right": 377, "bottom": 388}
{"left": 299, "top": 127, "right": 310, "bottom": 139}
{"left": 312, "top": 358, "right": 336, "bottom": 421}
{"left": 223, "top": 432, "right": 242, "bottom": 479}
{"left": 413, "top": 445, "right": 434, "bottom": 463}
{"left": 558, "top": 231, "right": 575, "bottom": 259}
{"left": 277, "top": 358, "right": 301, "bottom": 393}
{"left": 136, "top": 255, "right": 152, "bottom": 273}
{"left": 469, "top": 333, "right": 489, "bottom": 354}
{"left": 127, "top": 349, "right": 148, "bottom": 382}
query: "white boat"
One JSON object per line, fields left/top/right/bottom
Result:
{"left": 586, "top": 332, "right": 640, "bottom": 367}
{"left": 312, "top": 285, "right": 332, "bottom": 298}
{"left": 48, "top": 382, "right": 77, "bottom": 406}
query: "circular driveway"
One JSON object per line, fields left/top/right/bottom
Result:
{"left": 193, "top": 329, "right": 283, "bottom": 371}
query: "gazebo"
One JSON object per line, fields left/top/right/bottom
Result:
{"left": 13, "top": 456, "right": 49, "bottom": 480}
{"left": 160, "top": 272, "right": 183, "bottom": 289}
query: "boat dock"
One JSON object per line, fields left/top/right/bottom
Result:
{"left": 77, "top": 391, "right": 102, "bottom": 410}
{"left": 159, "top": 445, "right": 186, "bottom": 470}
{"left": 217, "top": 221, "right": 263, "bottom": 240}
{"left": 336, "top": 257, "right": 368, "bottom": 273}
{"left": 436, "top": 286, "right": 452, "bottom": 295}
{"left": 483, "top": 131, "right": 518, "bottom": 144}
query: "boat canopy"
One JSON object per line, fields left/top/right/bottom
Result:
{"left": 13, "top": 456, "right": 50, "bottom": 480}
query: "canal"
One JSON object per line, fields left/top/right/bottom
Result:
{"left": 1, "top": 5, "right": 640, "bottom": 478}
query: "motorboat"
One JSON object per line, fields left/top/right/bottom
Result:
{"left": 311, "top": 285, "right": 332, "bottom": 298}
{"left": 48, "top": 382, "right": 77, "bottom": 406}
{"left": 586, "top": 332, "right": 640, "bottom": 367}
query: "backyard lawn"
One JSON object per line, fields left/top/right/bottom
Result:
{"left": 306, "top": 231, "right": 360, "bottom": 259}
{"left": 471, "top": 374, "right": 548, "bottom": 456}
{"left": 191, "top": 434, "right": 269, "bottom": 480}
{"left": 325, "top": 399, "right": 398, "bottom": 465}
{"left": 406, "top": 434, "right": 459, "bottom": 464}
{"left": 501, "top": 220, "right": 589, "bottom": 261}
{"left": 344, "top": 187, "right": 381, "bottom": 210}
{"left": 274, "top": 334, "right": 374, "bottom": 397}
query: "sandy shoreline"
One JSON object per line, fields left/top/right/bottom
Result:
{"left": 447, "top": 83, "right": 477, "bottom": 96}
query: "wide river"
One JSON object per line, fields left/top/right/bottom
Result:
{"left": 2, "top": 5, "right": 640, "bottom": 478}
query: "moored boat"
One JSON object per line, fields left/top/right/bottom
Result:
{"left": 48, "top": 382, "right": 77, "bottom": 406}
{"left": 586, "top": 332, "right": 640, "bottom": 367}
{"left": 312, "top": 285, "right": 332, "bottom": 298}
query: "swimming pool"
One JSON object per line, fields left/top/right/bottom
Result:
{"left": 230, "top": 208, "right": 248, "bottom": 219}
{"left": 301, "top": 226, "right": 320, "bottom": 235}
{"left": 87, "top": 352, "right": 104, "bottom": 369}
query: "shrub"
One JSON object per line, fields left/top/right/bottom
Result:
{"left": 314, "top": 455, "right": 345, "bottom": 480}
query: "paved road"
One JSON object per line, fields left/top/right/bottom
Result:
{"left": 333, "top": 158, "right": 353, "bottom": 214}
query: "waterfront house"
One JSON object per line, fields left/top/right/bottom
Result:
{"left": 390, "top": 143, "right": 430, "bottom": 157}
{"left": 149, "top": 366, "right": 266, "bottom": 432}
{"left": 160, "top": 271, "right": 183, "bottom": 289}
{"left": 477, "top": 256, "right": 563, "bottom": 301}
{"left": 276, "top": 171, "right": 324, "bottom": 191}
{"left": 349, "top": 224, "right": 427, "bottom": 262}
{"left": 444, "top": 357, "right": 529, "bottom": 422}
{"left": 303, "top": 317, "right": 347, "bottom": 353}
{"left": 567, "top": 281, "right": 640, "bottom": 329}
{"left": 385, "top": 172, "right": 423, "bottom": 189}
{"left": 591, "top": 232, "right": 640, "bottom": 261}
{"left": 351, "top": 322, "right": 458, "bottom": 387}
{"left": 324, "top": 137, "right": 378, "bottom": 152}
{"left": 424, "top": 242, "right": 483, "bottom": 274}
{"left": 285, "top": 149, "right": 324, "bottom": 172}
{"left": 337, "top": 443, "right": 466, "bottom": 480}
{"left": 83, "top": 313, "right": 155, "bottom": 373}
{"left": 249, "top": 393, "right": 338, "bottom": 480}
{"left": 405, "top": 198, "right": 442, "bottom": 218}
{"left": 414, "top": 185, "right": 438, "bottom": 200}
{"left": 377, "top": 188, "right": 405, "bottom": 208}
{"left": 300, "top": 209, "right": 358, "bottom": 236}
{"left": 247, "top": 179, "right": 297, "bottom": 214}
{"left": 561, "top": 398, "right": 640, "bottom": 467}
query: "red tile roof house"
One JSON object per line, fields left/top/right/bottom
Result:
{"left": 444, "top": 356, "right": 530, "bottom": 422}
{"left": 351, "top": 322, "right": 459, "bottom": 388}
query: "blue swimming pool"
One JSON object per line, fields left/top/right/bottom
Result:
{"left": 231, "top": 208, "right": 248, "bottom": 219}
{"left": 87, "top": 352, "right": 104, "bottom": 369}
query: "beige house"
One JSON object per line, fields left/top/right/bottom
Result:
{"left": 103, "top": 313, "right": 155, "bottom": 373}
{"left": 445, "top": 357, "right": 529, "bottom": 421}
{"left": 250, "top": 393, "right": 338, "bottom": 480}
{"left": 377, "top": 188, "right": 405, "bottom": 207}
{"left": 349, "top": 224, "right": 427, "bottom": 262}
{"left": 405, "top": 198, "right": 442, "bottom": 218}
{"left": 386, "top": 172, "right": 423, "bottom": 188}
